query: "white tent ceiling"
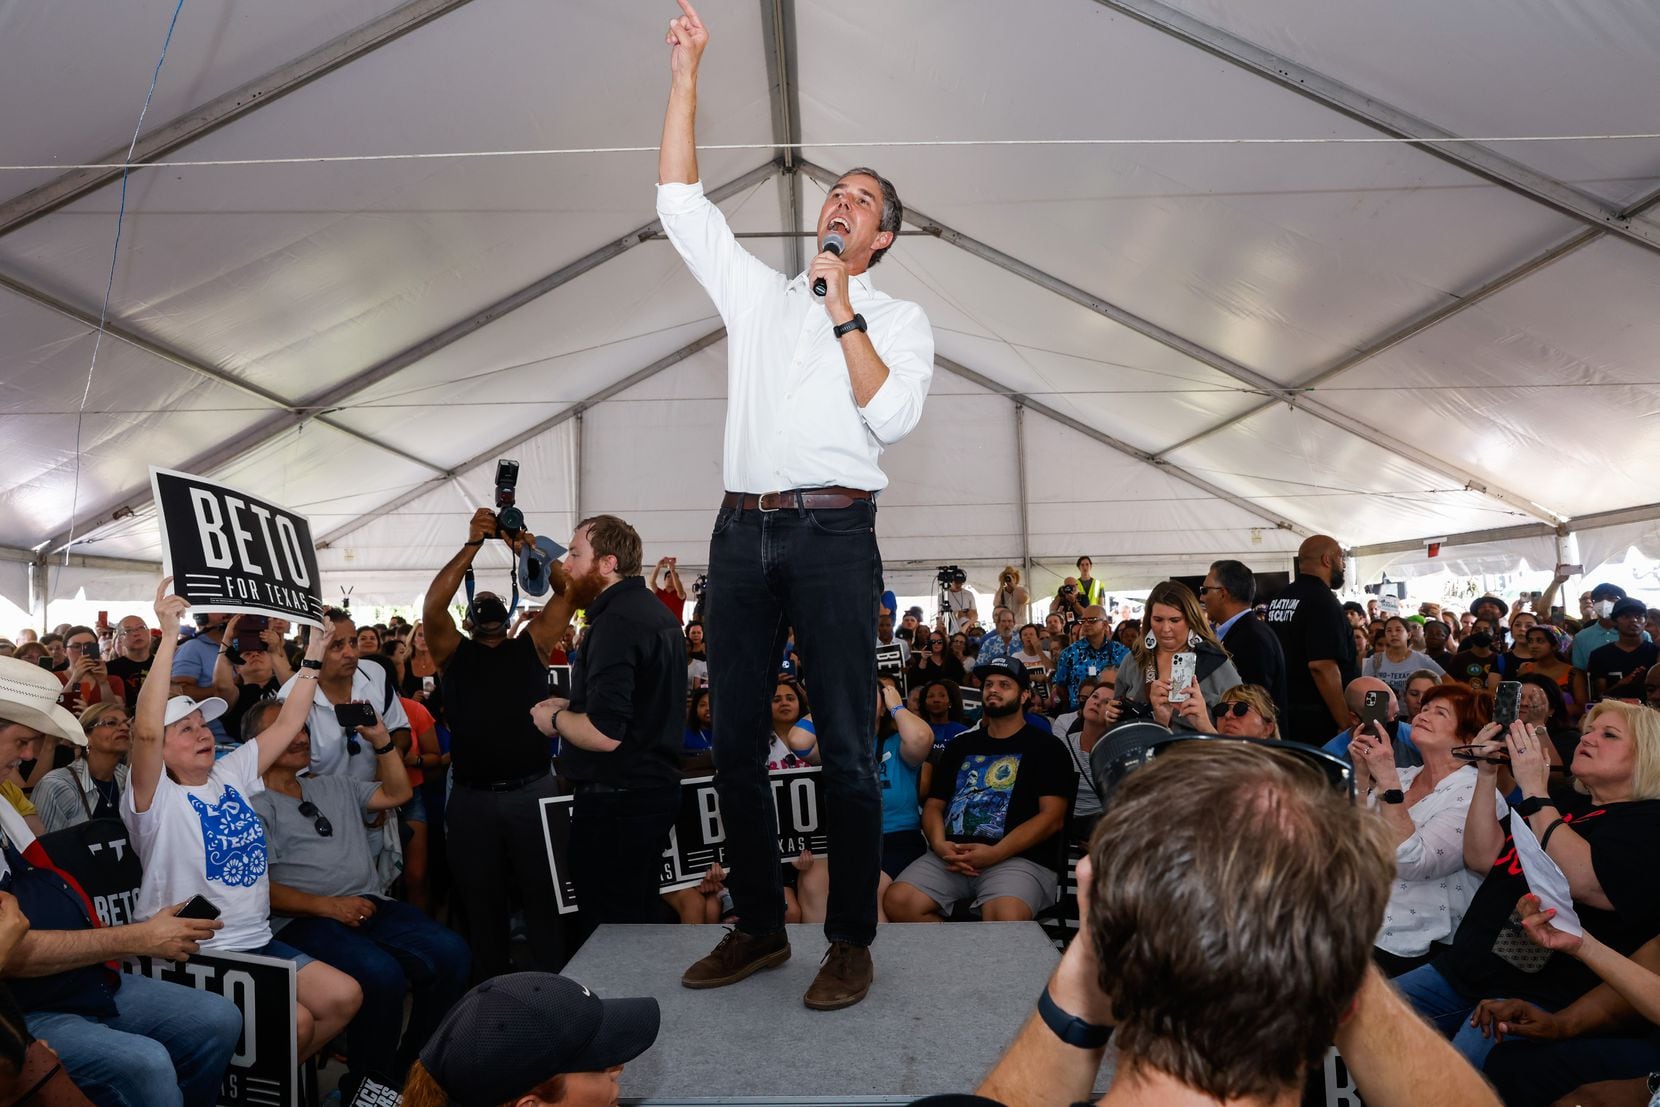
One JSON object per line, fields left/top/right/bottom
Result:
{"left": 3, "top": 0, "right": 1659, "bottom": 608}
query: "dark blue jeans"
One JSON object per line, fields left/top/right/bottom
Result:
{"left": 707, "top": 499, "right": 883, "bottom": 946}
{"left": 569, "top": 782, "right": 682, "bottom": 947}
{"left": 278, "top": 896, "right": 470, "bottom": 1083}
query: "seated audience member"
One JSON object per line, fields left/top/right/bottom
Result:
{"left": 1053, "top": 684, "right": 1114, "bottom": 841}
{"left": 38, "top": 636, "right": 66, "bottom": 675}
{"left": 1402, "top": 668, "right": 1443, "bottom": 722}
{"left": 124, "top": 589, "right": 362, "bottom": 1065}
{"left": 683, "top": 687, "right": 714, "bottom": 754}
{"left": 217, "top": 633, "right": 287, "bottom": 745}
{"left": 949, "top": 633, "right": 975, "bottom": 678}
{"left": 12, "top": 644, "right": 47, "bottom": 669}
{"left": 767, "top": 680, "right": 817, "bottom": 769}
{"left": 1394, "top": 700, "right": 1660, "bottom": 1070}
{"left": 1587, "top": 598, "right": 1657, "bottom": 703}
{"left": 103, "top": 615, "right": 154, "bottom": 711}
{"left": 1054, "top": 606, "right": 1130, "bottom": 712}
{"left": 874, "top": 676, "right": 932, "bottom": 922}
{"left": 1516, "top": 672, "right": 1578, "bottom": 773}
{"left": 1114, "top": 582, "right": 1240, "bottom": 729}
{"left": 885, "top": 659, "right": 1070, "bottom": 924}
{"left": 1349, "top": 684, "right": 1505, "bottom": 977}
{"left": 975, "top": 608, "right": 1021, "bottom": 666}
{"left": 1449, "top": 629, "right": 1503, "bottom": 690}
{"left": 1166, "top": 682, "right": 1281, "bottom": 740}
{"left": 0, "top": 656, "right": 244, "bottom": 1107}
{"left": 400, "top": 972, "right": 659, "bottom": 1107}
{"left": 397, "top": 694, "right": 444, "bottom": 914}
{"left": 912, "top": 631, "right": 966, "bottom": 686}
{"left": 919, "top": 679, "right": 970, "bottom": 753}
{"left": 914, "top": 742, "right": 1499, "bottom": 1107}
{"left": 1323, "top": 677, "right": 1422, "bottom": 768}
{"left": 247, "top": 700, "right": 468, "bottom": 1092}
{"left": 275, "top": 610, "right": 411, "bottom": 793}
{"left": 168, "top": 614, "right": 236, "bottom": 745}
{"left": 1475, "top": 898, "right": 1660, "bottom": 1107}
{"left": 876, "top": 611, "right": 910, "bottom": 667}
{"left": 53, "top": 627, "right": 125, "bottom": 718}
{"left": 1364, "top": 616, "right": 1448, "bottom": 701}
{"left": 33, "top": 703, "right": 131, "bottom": 833}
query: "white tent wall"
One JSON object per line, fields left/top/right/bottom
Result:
{"left": 4, "top": 0, "right": 1660, "bottom": 606}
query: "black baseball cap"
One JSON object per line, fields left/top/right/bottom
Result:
{"left": 1611, "top": 597, "right": 1647, "bottom": 620}
{"left": 974, "top": 656, "right": 1032, "bottom": 689}
{"left": 419, "top": 973, "right": 659, "bottom": 1105}
{"left": 1591, "top": 583, "right": 1628, "bottom": 602}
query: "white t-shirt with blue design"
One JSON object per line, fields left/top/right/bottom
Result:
{"left": 121, "top": 740, "right": 270, "bottom": 951}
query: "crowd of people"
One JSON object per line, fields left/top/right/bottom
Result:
{"left": 0, "top": 523, "right": 1658, "bottom": 1105}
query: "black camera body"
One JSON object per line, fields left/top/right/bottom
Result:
{"left": 936, "top": 565, "right": 966, "bottom": 586}
{"left": 494, "top": 459, "right": 525, "bottom": 538}
{"left": 1060, "top": 583, "right": 1077, "bottom": 596}
{"left": 692, "top": 574, "right": 708, "bottom": 597}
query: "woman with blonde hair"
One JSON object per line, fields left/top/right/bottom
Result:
{"left": 33, "top": 701, "right": 133, "bottom": 832}
{"left": 992, "top": 565, "right": 1029, "bottom": 614}
{"left": 1169, "top": 683, "right": 1281, "bottom": 740}
{"left": 1113, "top": 580, "right": 1240, "bottom": 731}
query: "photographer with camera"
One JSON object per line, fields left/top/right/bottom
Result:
{"left": 939, "top": 566, "right": 977, "bottom": 635}
{"left": 651, "top": 556, "right": 688, "bottom": 622}
{"left": 421, "top": 504, "right": 572, "bottom": 979}
{"left": 992, "top": 566, "right": 1030, "bottom": 616}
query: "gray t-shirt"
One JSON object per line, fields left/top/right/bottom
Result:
{"left": 252, "top": 774, "right": 382, "bottom": 920}
{"left": 1364, "top": 650, "right": 1446, "bottom": 702}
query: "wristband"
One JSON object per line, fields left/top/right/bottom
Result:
{"left": 1036, "top": 985, "right": 1111, "bottom": 1049}
{"left": 1540, "top": 816, "right": 1568, "bottom": 851}
{"left": 301, "top": 658, "right": 322, "bottom": 670}
{"left": 1514, "top": 795, "right": 1557, "bottom": 817}
{"left": 372, "top": 740, "right": 396, "bottom": 756}
{"left": 794, "top": 718, "right": 816, "bottom": 737}
{"left": 888, "top": 704, "right": 904, "bottom": 717}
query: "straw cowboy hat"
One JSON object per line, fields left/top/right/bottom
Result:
{"left": 0, "top": 657, "right": 84, "bottom": 744}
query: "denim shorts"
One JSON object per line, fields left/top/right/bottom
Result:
{"left": 399, "top": 787, "right": 428, "bottom": 825}
{"left": 245, "top": 937, "right": 316, "bottom": 971}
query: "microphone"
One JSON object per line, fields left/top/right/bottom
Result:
{"left": 812, "top": 232, "right": 845, "bottom": 297}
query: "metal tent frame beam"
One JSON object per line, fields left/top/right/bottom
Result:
{"left": 40, "top": 162, "right": 776, "bottom": 556}
{"left": 1157, "top": 182, "right": 1660, "bottom": 458}
{"left": 1092, "top": 0, "right": 1660, "bottom": 257}
{"left": 1351, "top": 501, "right": 1660, "bottom": 560}
{"left": 759, "top": 0, "right": 806, "bottom": 276}
{"left": 314, "top": 327, "right": 728, "bottom": 549}
{"left": 0, "top": 271, "right": 442, "bottom": 474}
{"left": 0, "top": 0, "right": 480, "bottom": 237}
{"left": 799, "top": 159, "right": 1560, "bottom": 527}
{"left": 935, "top": 354, "right": 1314, "bottom": 538}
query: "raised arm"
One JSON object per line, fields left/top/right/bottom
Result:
{"left": 658, "top": 0, "right": 707, "bottom": 186}
{"left": 883, "top": 680, "right": 932, "bottom": 767}
{"left": 208, "top": 615, "right": 242, "bottom": 703}
{"left": 252, "top": 618, "right": 333, "bottom": 775}
{"left": 131, "top": 578, "right": 189, "bottom": 814}
{"left": 423, "top": 508, "right": 498, "bottom": 670}
{"left": 1337, "top": 966, "right": 1501, "bottom": 1107}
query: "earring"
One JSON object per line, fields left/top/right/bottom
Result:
{"left": 1187, "top": 630, "right": 1201, "bottom": 648}
{"left": 1144, "top": 632, "right": 1157, "bottom": 651}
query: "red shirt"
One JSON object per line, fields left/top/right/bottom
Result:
{"left": 55, "top": 671, "right": 126, "bottom": 715}
{"left": 399, "top": 696, "right": 436, "bottom": 788}
{"left": 654, "top": 586, "right": 686, "bottom": 621}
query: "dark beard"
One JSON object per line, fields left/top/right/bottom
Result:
{"left": 983, "top": 697, "right": 1023, "bottom": 719}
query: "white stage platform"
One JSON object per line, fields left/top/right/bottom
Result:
{"left": 564, "top": 922, "right": 1111, "bottom": 1106}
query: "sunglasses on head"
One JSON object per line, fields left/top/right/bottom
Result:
{"left": 297, "top": 801, "right": 333, "bottom": 837}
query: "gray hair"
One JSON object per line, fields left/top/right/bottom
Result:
{"left": 839, "top": 167, "right": 903, "bottom": 266}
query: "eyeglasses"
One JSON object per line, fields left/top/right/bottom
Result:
{"left": 90, "top": 717, "right": 129, "bottom": 729}
{"left": 1197, "top": 585, "right": 1220, "bottom": 595}
{"left": 297, "top": 801, "right": 333, "bottom": 837}
{"left": 1212, "top": 701, "right": 1254, "bottom": 719}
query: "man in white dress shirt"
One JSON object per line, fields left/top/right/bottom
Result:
{"left": 656, "top": 0, "right": 933, "bottom": 1011}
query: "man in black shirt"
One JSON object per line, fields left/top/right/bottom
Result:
{"left": 1265, "top": 535, "right": 1356, "bottom": 745}
{"left": 1587, "top": 597, "right": 1658, "bottom": 701}
{"left": 533, "top": 515, "right": 685, "bottom": 949}
{"left": 1201, "top": 559, "right": 1287, "bottom": 720}
{"left": 423, "top": 508, "right": 574, "bottom": 979}
{"left": 103, "top": 615, "right": 154, "bottom": 711}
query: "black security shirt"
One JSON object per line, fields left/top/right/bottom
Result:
{"left": 1265, "top": 573, "right": 1357, "bottom": 744}
{"left": 560, "top": 577, "right": 687, "bottom": 788}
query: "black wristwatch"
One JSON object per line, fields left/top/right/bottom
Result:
{"left": 300, "top": 658, "right": 322, "bottom": 670}
{"left": 1514, "top": 795, "right": 1557, "bottom": 817}
{"left": 1037, "top": 986, "right": 1111, "bottom": 1048}
{"left": 1380, "top": 788, "right": 1405, "bottom": 805}
{"left": 833, "top": 313, "right": 867, "bottom": 339}
{"left": 372, "top": 740, "right": 396, "bottom": 756}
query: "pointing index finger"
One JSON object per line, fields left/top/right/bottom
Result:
{"left": 676, "top": 0, "right": 703, "bottom": 28}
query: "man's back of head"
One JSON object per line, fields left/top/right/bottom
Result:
{"left": 1087, "top": 742, "right": 1391, "bottom": 1102}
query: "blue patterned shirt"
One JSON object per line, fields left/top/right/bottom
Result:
{"left": 1054, "top": 638, "right": 1130, "bottom": 709}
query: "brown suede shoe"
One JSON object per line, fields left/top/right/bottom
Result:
{"left": 803, "top": 940, "right": 873, "bottom": 1010}
{"left": 681, "top": 928, "right": 791, "bottom": 989}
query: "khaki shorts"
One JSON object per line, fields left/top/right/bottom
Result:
{"left": 893, "top": 849, "right": 1058, "bottom": 916}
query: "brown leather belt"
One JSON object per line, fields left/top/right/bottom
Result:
{"left": 721, "top": 487, "right": 875, "bottom": 512}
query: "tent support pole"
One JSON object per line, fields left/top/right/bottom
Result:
{"left": 760, "top": 0, "right": 805, "bottom": 276}
{"left": 572, "top": 411, "right": 585, "bottom": 532}
{"left": 1013, "top": 401, "right": 1033, "bottom": 624}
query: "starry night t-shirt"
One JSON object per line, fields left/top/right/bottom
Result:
{"left": 927, "top": 724, "right": 1073, "bottom": 867}
{"left": 121, "top": 739, "right": 271, "bottom": 951}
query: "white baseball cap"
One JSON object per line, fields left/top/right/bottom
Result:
{"left": 164, "top": 695, "right": 228, "bottom": 728}
{"left": 0, "top": 658, "right": 83, "bottom": 745}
